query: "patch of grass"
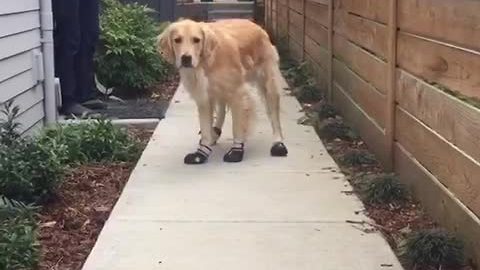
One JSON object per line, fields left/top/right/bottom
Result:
{"left": 339, "top": 149, "right": 377, "bottom": 167}
{"left": 316, "top": 118, "right": 359, "bottom": 142}
{"left": 38, "top": 119, "right": 143, "bottom": 164}
{"left": 0, "top": 196, "right": 39, "bottom": 270}
{"left": 363, "top": 174, "right": 408, "bottom": 205}
{"left": 400, "top": 229, "right": 465, "bottom": 269}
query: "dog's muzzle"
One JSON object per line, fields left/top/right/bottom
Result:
{"left": 181, "top": 55, "right": 193, "bottom": 68}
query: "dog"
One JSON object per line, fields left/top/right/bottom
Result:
{"left": 156, "top": 18, "right": 288, "bottom": 164}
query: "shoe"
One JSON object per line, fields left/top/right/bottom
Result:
{"left": 82, "top": 98, "right": 107, "bottom": 110}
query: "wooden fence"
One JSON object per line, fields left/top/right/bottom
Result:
{"left": 264, "top": 0, "right": 480, "bottom": 264}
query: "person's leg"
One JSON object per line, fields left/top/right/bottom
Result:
{"left": 53, "top": 0, "right": 82, "bottom": 112}
{"left": 77, "top": 0, "right": 105, "bottom": 109}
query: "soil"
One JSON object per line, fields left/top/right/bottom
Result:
{"left": 37, "top": 128, "right": 154, "bottom": 270}
{"left": 95, "top": 75, "right": 179, "bottom": 119}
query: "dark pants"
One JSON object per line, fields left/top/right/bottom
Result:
{"left": 53, "top": 0, "right": 100, "bottom": 108}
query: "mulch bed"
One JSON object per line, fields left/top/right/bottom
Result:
{"left": 37, "top": 128, "right": 154, "bottom": 270}
{"left": 95, "top": 75, "right": 179, "bottom": 119}
{"left": 323, "top": 137, "right": 437, "bottom": 248}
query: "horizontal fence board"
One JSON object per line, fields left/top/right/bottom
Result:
{"left": 289, "top": 38, "right": 304, "bottom": 61}
{"left": 289, "top": 0, "right": 304, "bottom": 13}
{"left": 396, "top": 107, "right": 480, "bottom": 216}
{"left": 305, "top": 18, "right": 328, "bottom": 48}
{"left": 279, "top": 0, "right": 287, "bottom": 4}
{"left": 336, "top": 0, "right": 389, "bottom": 24}
{"left": 305, "top": 53, "right": 329, "bottom": 91}
{"left": 288, "top": 23, "right": 304, "bottom": 47}
{"left": 333, "top": 83, "right": 387, "bottom": 164}
{"left": 278, "top": 3, "right": 288, "bottom": 20}
{"left": 394, "top": 143, "right": 480, "bottom": 266}
{"left": 397, "top": 70, "right": 480, "bottom": 162}
{"left": 333, "top": 7, "right": 388, "bottom": 59}
{"left": 397, "top": 32, "right": 480, "bottom": 101}
{"left": 305, "top": 1, "right": 328, "bottom": 27}
{"left": 289, "top": 9, "right": 304, "bottom": 29}
{"left": 333, "top": 33, "right": 387, "bottom": 94}
{"left": 398, "top": 0, "right": 480, "bottom": 52}
{"left": 333, "top": 59, "right": 386, "bottom": 127}
{"left": 305, "top": 35, "right": 329, "bottom": 71}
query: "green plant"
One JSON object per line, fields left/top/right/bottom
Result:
{"left": 0, "top": 196, "right": 39, "bottom": 270}
{"left": 339, "top": 149, "right": 377, "bottom": 167}
{"left": 0, "top": 100, "right": 21, "bottom": 146}
{"left": 316, "top": 118, "right": 358, "bottom": 141}
{"left": 400, "top": 229, "right": 465, "bottom": 269}
{"left": 363, "top": 174, "right": 408, "bottom": 205}
{"left": 96, "top": 0, "right": 172, "bottom": 91}
{"left": 39, "top": 119, "right": 142, "bottom": 164}
{"left": 313, "top": 101, "right": 337, "bottom": 120}
{"left": 0, "top": 103, "right": 66, "bottom": 204}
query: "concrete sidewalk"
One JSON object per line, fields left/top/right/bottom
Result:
{"left": 82, "top": 86, "right": 402, "bottom": 270}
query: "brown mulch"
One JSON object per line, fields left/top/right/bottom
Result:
{"left": 37, "top": 129, "right": 154, "bottom": 270}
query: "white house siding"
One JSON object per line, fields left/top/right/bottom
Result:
{"left": 0, "top": 0, "right": 45, "bottom": 135}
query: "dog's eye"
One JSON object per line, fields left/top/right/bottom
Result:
{"left": 174, "top": 37, "right": 182, "bottom": 44}
{"left": 193, "top": 37, "right": 201, "bottom": 44}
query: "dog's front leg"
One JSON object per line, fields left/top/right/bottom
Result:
{"left": 184, "top": 89, "right": 215, "bottom": 165}
{"left": 223, "top": 90, "right": 254, "bottom": 163}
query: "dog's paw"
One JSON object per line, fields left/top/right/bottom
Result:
{"left": 270, "top": 142, "right": 288, "bottom": 157}
{"left": 223, "top": 148, "right": 244, "bottom": 163}
{"left": 184, "top": 152, "right": 208, "bottom": 165}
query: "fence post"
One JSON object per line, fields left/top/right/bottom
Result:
{"left": 275, "top": 0, "right": 279, "bottom": 40}
{"left": 286, "top": 0, "right": 290, "bottom": 51}
{"left": 301, "top": 0, "right": 306, "bottom": 61}
{"left": 385, "top": 0, "right": 398, "bottom": 171}
{"left": 327, "top": 0, "right": 334, "bottom": 102}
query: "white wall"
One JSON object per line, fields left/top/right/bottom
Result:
{"left": 0, "top": 0, "right": 45, "bottom": 135}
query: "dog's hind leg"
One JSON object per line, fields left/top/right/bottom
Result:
{"left": 258, "top": 64, "right": 288, "bottom": 157}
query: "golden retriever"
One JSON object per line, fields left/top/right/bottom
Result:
{"left": 157, "top": 18, "right": 288, "bottom": 164}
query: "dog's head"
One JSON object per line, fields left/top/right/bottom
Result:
{"left": 157, "top": 19, "right": 218, "bottom": 69}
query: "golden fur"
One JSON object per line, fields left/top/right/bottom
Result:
{"left": 157, "top": 18, "right": 287, "bottom": 159}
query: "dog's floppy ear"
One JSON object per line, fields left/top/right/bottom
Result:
{"left": 201, "top": 24, "right": 218, "bottom": 66}
{"left": 156, "top": 25, "right": 175, "bottom": 65}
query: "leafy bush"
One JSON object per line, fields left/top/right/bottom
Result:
{"left": 339, "top": 149, "right": 377, "bottom": 167}
{"left": 0, "top": 196, "right": 39, "bottom": 270}
{"left": 400, "top": 229, "right": 465, "bottom": 269}
{"left": 316, "top": 118, "right": 358, "bottom": 141}
{"left": 0, "top": 103, "right": 66, "bottom": 204}
{"left": 39, "top": 119, "right": 142, "bottom": 164}
{"left": 96, "top": 0, "right": 172, "bottom": 91}
{"left": 363, "top": 174, "right": 408, "bottom": 205}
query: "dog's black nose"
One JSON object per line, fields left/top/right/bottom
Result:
{"left": 181, "top": 55, "right": 192, "bottom": 67}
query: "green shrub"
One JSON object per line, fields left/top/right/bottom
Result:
{"left": 316, "top": 118, "right": 358, "bottom": 141}
{"left": 96, "top": 0, "right": 172, "bottom": 91}
{"left": 0, "top": 103, "right": 66, "bottom": 204}
{"left": 0, "top": 196, "right": 39, "bottom": 270}
{"left": 39, "top": 119, "right": 142, "bottom": 164}
{"left": 400, "top": 229, "right": 465, "bottom": 269}
{"left": 339, "top": 149, "right": 377, "bottom": 167}
{"left": 363, "top": 174, "right": 408, "bottom": 205}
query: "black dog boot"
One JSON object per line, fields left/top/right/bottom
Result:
{"left": 184, "top": 144, "right": 212, "bottom": 165}
{"left": 270, "top": 142, "right": 288, "bottom": 157}
{"left": 223, "top": 142, "right": 244, "bottom": 163}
